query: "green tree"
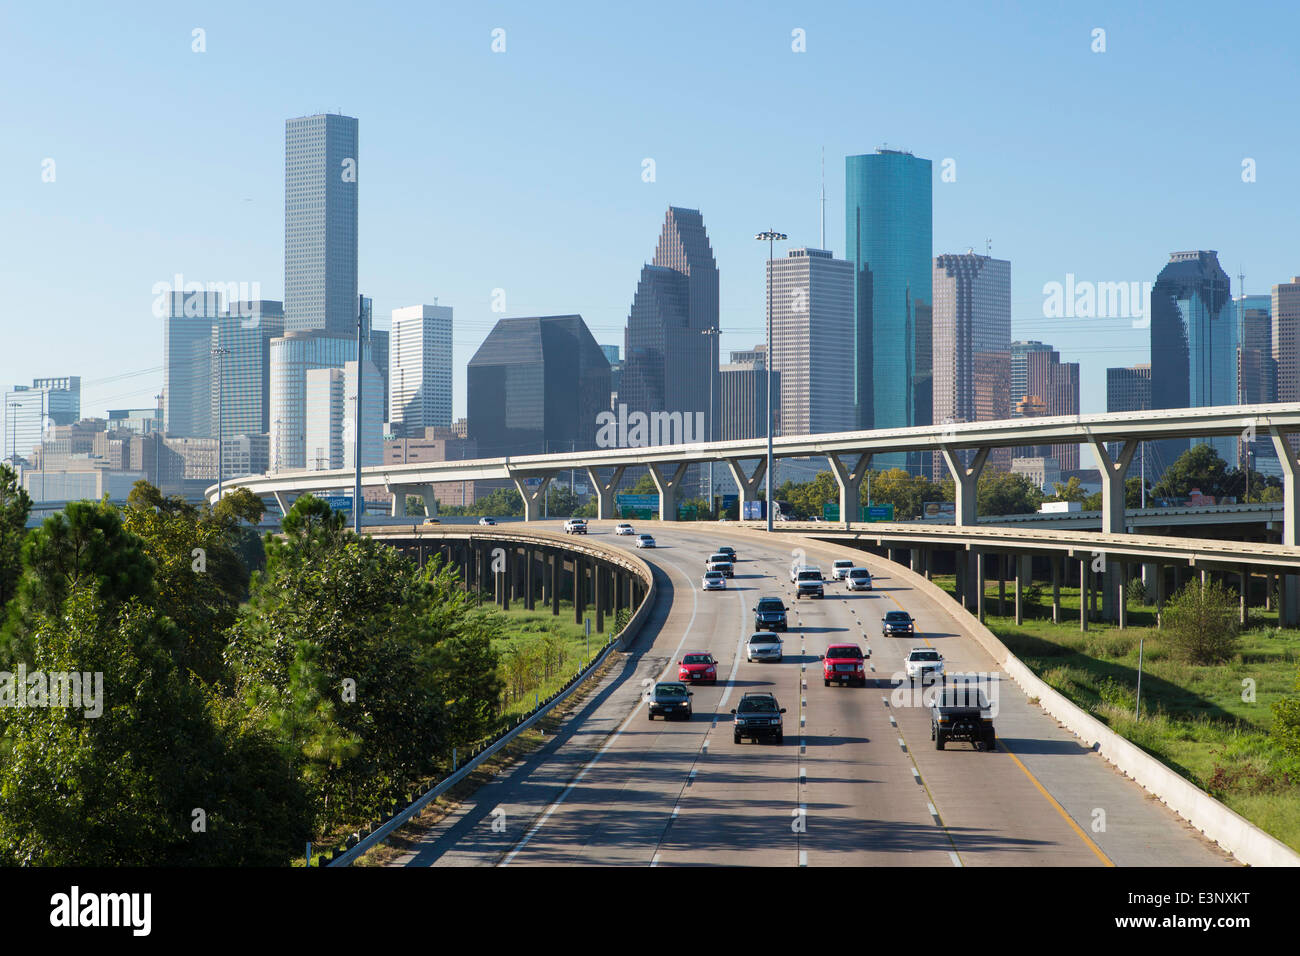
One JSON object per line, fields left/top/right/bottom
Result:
{"left": 977, "top": 470, "right": 1042, "bottom": 516}
{"left": 0, "top": 465, "right": 32, "bottom": 611}
{"left": 1271, "top": 670, "right": 1300, "bottom": 759}
{"left": 1162, "top": 580, "right": 1240, "bottom": 664}
{"left": 1049, "top": 476, "right": 1089, "bottom": 502}
{"left": 1151, "top": 445, "right": 1231, "bottom": 500}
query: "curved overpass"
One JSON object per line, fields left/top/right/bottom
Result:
{"left": 380, "top": 521, "right": 1255, "bottom": 867}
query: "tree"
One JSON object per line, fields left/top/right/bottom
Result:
{"left": 1271, "top": 670, "right": 1300, "bottom": 759}
{"left": 1162, "top": 580, "right": 1240, "bottom": 664}
{"left": 977, "top": 471, "right": 1042, "bottom": 516}
{"left": 212, "top": 486, "right": 266, "bottom": 527}
{"left": 0, "top": 465, "right": 31, "bottom": 611}
{"left": 1151, "top": 445, "right": 1231, "bottom": 500}
{"left": 1049, "top": 476, "right": 1089, "bottom": 503}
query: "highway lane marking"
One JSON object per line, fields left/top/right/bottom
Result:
{"left": 948, "top": 852, "right": 962, "bottom": 867}
{"left": 898, "top": 737, "right": 907, "bottom": 751}
{"left": 889, "top": 715, "right": 897, "bottom": 727}
{"left": 999, "top": 737, "right": 1115, "bottom": 867}
{"left": 651, "top": 853, "right": 661, "bottom": 867}
{"left": 799, "top": 850, "right": 808, "bottom": 867}
{"left": 911, "top": 766, "right": 921, "bottom": 782}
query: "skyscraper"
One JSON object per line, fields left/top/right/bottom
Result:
{"left": 720, "top": 357, "right": 778, "bottom": 441}
{"left": 284, "top": 113, "right": 359, "bottom": 335}
{"left": 163, "top": 290, "right": 221, "bottom": 437}
{"left": 767, "top": 248, "right": 854, "bottom": 436}
{"left": 1150, "top": 251, "right": 1238, "bottom": 466}
{"left": 4, "top": 376, "right": 81, "bottom": 465}
{"left": 269, "top": 330, "right": 371, "bottom": 471}
{"left": 1010, "top": 341, "right": 1055, "bottom": 411}
{"left": 845, "top": 149, "right": 933, "bottom": 464}
{"left": 1273, "top": 278, "right": 1300, "bottom": 404}
{"left": 622, "top": 207, "right": 719, "bottom": 445}
{"left": 209, "top": 300, "right": 284, "bottom": 440}
{"left": 467, "top": 315, "right": 611, "bottom": 458}
{"left": 389, "top": 304, "right": 453, "bottom": 437}
{"left": 1009, "top": 343, "right": 1079, "bottom": 470}
{"left": 931, "top": 253, "right": 1011, "bottom": 427}
{"left": 1106, "top": 364, "right": 1152, "bottom": 466}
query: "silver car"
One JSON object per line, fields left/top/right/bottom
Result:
{"left": 846, "top": 568, "right": 873, "bottom": 591}
{"left": 746, "top": 631, "right": 784, "bottom": 662}
{"left": 702, "top": 570, "right": 727, "bottom": 591}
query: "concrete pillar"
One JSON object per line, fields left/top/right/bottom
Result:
{"left": 272, "top": 491, "right": 291, "bottom": 518}
{"left": 1268, "top": 426, "right": 1298, "bottom": 625}
{"left": 827, "top": 452, "right": 872, "bottom": 529}
{"left": 511, "top": 474, "right": 553, "bottom": 522}
{"left": 420, "top": 486, "right": 438, "bottom": 519}
{"left": 1141, "top": 563, "right": 1158, "bottom": 605}
{"left": 1266, "top": 572, "right": 1273, "bottom": 611}
{"left": 1239, "top": 566, "right": 1248, "bottom": 625}
{"left": 574, "top": 559, "right": 585, "bottom": 625}
{"left": 648, "top": 462, "right": 688, "bottom": 521}
{"left": 390, "top": 488, "right": 407, "bottom": 518}
{"left": 551, "top": 553, "right": 561, "bottom": 617}
{"left": 614, "top": 570, "right": 625, "bottom": 618}
{"left": 587, "top": 465, "right": 627, "bottom": 521}
{"left": 941, "top": 445, "right": 988, "bottom": 604}
{"left": 1014, "top": 556, "right": 1023, "bottom": 625}
{"left": 1117, "top": 564, "right": 1127, "bottom": 629}
{"left": 954, "top": 548, "right": 965, "bottom": 606}
{"left": 595, "top": 564, "right": 605, "bottom": 634}
{"left": 725, "top": 457, "right": 768, "bottom": 522}
{"left": 976, "top": 550, "right": 986, "bottom": 623}
{"left": 1080, "top": 558, "right": 1090, "bottom": 632}
{"left": 524, "top": 548, "right": 535, "bottom": 610}
{"left": 998, "top": 556, "right": 1006, "bottom": 617}
{"left": 1051, "top": 555, "right": 1061, "bottom": 624}
{"left": 923, "top": 548, "right": 931, "bottom": 580}
{"left": 1154, "top": 564, "right": 1165, "bottom": 629}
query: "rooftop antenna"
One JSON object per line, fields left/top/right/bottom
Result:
{"left": 986, "top": 238, "right": 992, "bottom": 257}
{"left": 819, "top": 146, "right": 826, "bottom": 251}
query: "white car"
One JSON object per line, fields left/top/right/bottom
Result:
{"left": 615, "top": 523, "right": 635, "bottom": 536}
{"left": 904, "top": 648, "right": 945, "bottom": 683}
{"left": 790, "top": 564, "right": 811, "bottom": 583}
{"left": 478, "top": 516, "right": 497, "bottom": 526}
{"left": 831, "top": 559, "right": 855, "bottom": 581}
{"left": 702, "top": 570, "right": 727, "bottom": 591}
{"left": 846, "top": 568, "right": 873, "bottom": 591}
{"left": 563, "top": 518, "right": 587, "bottom": 535}
{"left": 636, "top": 534, "right": 656, "bottom": 549}
{"left": 746, "top": 632, "right": 784, "bottom": 662}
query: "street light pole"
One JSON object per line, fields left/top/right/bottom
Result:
{"left": 212, "top": 346, "right": 230, "bottom": 501}
{"left": 755, "top": 230, "right": 786, "bottom": 533}
{"left": 700, "top": 327, "right": 721, "bottom": 513}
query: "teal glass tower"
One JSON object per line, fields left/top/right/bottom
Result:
{"left": 845, "top": 149, "right": 932, "bottom": 468}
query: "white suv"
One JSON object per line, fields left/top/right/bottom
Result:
{"left": 904, "top": 648, "right": 945, "bottom": 683}
{"left": 563, "top": 518, "right": 587, "bottom": 535}
{"left": 831, "top": 559, "right": 855, "bottom": 581}
{"left": 615, "top": 523, "right": 635, "bottom": 535}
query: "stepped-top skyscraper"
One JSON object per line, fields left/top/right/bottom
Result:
{"left": 845, "top": 149, "right": 932, "bottom": 469}
{"left": 622, "top": 207, "right": 719, "bottom": 441}
{"left": 284, "top": 113, "right": 359, "bottom": 334}
{"left": 1150, "top": 250, "right": 1238, "bottom": 467}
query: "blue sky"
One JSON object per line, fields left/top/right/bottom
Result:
{"left": 2, "top": 0, "right": 1297, "bottom": 459}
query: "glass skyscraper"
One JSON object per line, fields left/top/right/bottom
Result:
{"left": 845, "top": 149, "right": 932, "bottom": 470}
{"left": 284, "top": 113, "right": 359, "bottom": 335}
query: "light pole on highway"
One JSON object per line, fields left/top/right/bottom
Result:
{"left": 755, "top": 230, "right": 786, "bottom": 532}
{"left": 212, "top": 345, "right": 231, "bottom": 501}
{"left": 699, "top": 326, "right": 721, "bottom": 512}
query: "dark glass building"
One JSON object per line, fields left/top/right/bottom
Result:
{"left": 467, "top": 315, "right": 611, "bottom": 457}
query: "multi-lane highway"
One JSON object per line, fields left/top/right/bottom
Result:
{"left": 391, "top": 522, "right": 1234, "bottom": 867}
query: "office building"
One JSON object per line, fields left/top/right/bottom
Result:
{"left": 767, "top": 248, "right": 854, "bottom": 436}
{"left": 4, "top": 376, "right": 81, "bottom": 465}
{"left": 210, "top": 300, "right": 284, "bottom": 455}
{"left": 389, "top": 304, "right": 453, "bottom": 437}
{"left": 1011, "top": 456, "right": 1062, "bottom": 494}
{"left": 284, "top": 113, "right": 359, "bottom": 335}
{"left": 1106, "top": 364, "right": 1152, "bottom": 467}
{"left": 845, "top": 149, "right": 933, "bottom": 465}
{"left": 468, "top": 315, "right": 610, "bottom": 458}
{"left": 163, "top": 290, "right": 221, "bottom": 437}
{"left": 1010, "top": 341, "right": 1056, "bottom": 410}
{"left": 269, "top": 330, "right": 372, "bottom": 471}
{"left": 720, "top": 359, "right": 778, "bottom": 442}
{"left": 383, "top": 427, "right": 482, "bottom": 508}
{"left": 107, "top": 407, "right": 161, "bottom": 435}
{"left": 1150, "top": 251, "right": 1238, "bottom": 466}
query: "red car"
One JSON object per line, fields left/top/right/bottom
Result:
{"left": 678, "top": 652, "right": 719, "bottom": 685}
{"left": 822, "top": 643, "right": 869, "bottom": 687}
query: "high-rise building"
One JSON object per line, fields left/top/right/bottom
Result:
{"left": 1106, "top": 364, "right": 1152, "bottom": 466}
{"left": 1273, "top": 278, "right": 1300, "bottom": 404}
{"left": 284, "top": 113, "right": 359, "bottom": 335}
{"left": 931, "top": 252, "right": 1011, "bottom": 426}
{"left": 106, "top": 407, "right": 161, "bottom": 435}
{"left": 845, "top": 149, "right": 933, "bottom": 463}
{"left": 1010, "top": 341, "right": 1055, "bottom": 411}
{"left": 4, "top": 376, "right": 81, "bottom": 465}
{"left": 468, "top": 315, "right": 611, "bottom": 458}
{"left": 269, "top": 330, "right": 371, "bottom": 471}
{"left": 1150, "top": 251, "right": 1238, "bottom": 467}
{"left": 720, "top": 359, "right": 778, "bottom": 442}
{"left": 389, "top": 304, "right": 453, "bottom": 437}
{"left": 729, "top": 345, "right": 766, "bottom": 368}
{"left": 383, "top": 427, "right": 481, "bottom": 508}
{"left": 343, "top": 358, "right": 383, "bottom": 469}
{"left": 766, "top": 248, "right": 854, "bottom": 437}
{"left": 622, "top": 207, "right": 719, "bottom": 446}
{"left": 1009, "top": 344, "right": 1079, "bottom": 470}
{"left": 210, "top": 300, "right": 284, "bottom": 453}
{"left": 600, "top": 345, "right": 622, "bottom": 405}
{"left": 304, "top": 367, "right": 345, "bottom": 470}
{"left": 163, "top": 290, "right": 221, "bottom": 437}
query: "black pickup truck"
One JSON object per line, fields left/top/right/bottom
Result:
{"left": 930, "top": 683, "right": 996, "bottom": 751}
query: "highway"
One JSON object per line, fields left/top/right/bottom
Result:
{"left": 391, "top": 522, "right": 1234, "bottom": 867}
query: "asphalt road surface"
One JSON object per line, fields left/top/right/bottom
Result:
{"left": 391, "top": 522, "right": 1233, "bottom": 867}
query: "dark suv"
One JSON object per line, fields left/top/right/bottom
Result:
{"left": 753, "top": 596, "right": 788, "bottom": 632}
{"left": 731, "top": 692, "right": 786, "bottom": 744}
{"left": 882, "top": 610, "right": 915, "bottom": 637}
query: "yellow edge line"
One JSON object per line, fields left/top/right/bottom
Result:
{"left": 999, "top": 738, "right": 1115, "bottom": 867}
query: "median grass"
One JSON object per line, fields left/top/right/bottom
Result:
{"left": 930, "top": 573, "right": 1300, "bottom": 853}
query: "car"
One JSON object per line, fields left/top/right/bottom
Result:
{"left": 753, "top": 596, "right": 788, "bottom": 632}
{"left": 636, "top": 534, "right": 656, "bottom": 549}
{"left": 563, "top": 518, "right": 587, "bottom": 535}
{"left": 882, "top": 610, "right": 915, "bottom": 637}
{"left": 931, "top": 683, "right": 996, "bottom": 751}
{"left": 846, "top": 567, "right": 873, "bottom": 591}
{"left": 904, "top": 647, "right": 945, "bottom": 683}
{"left": 716, "top": 546, "right": 738, "bottom": 562}
{"left": 822, "top": 643, "right": 869, "bottom": 686}
{"left": 706, "top": 555, "right": 735, "bottom": 577}
{"left": 830, "top": 559, "right": 856, "bottom": 581}
{"left": 745, "top": 631, "right": 784, "bottom": 663}
{"left": 678, "top": 652, "right": 718, "bottom": 684}
{"left": 478, "top": 516, "right": 497, "bottom": 526}
{"left": 795, "top": 567, "right": 824, "bottom": 599}
{"left": 419, "top": 518, "right": 440, "bottom": 526}
{"left": 702, "top": 570, "right": 727, "bottom": 591}
{"left": 615, "top": 523, "right": 635, "bottom": 536}
{"left": 647, "top": 682, "right": 693, "bottom": 720}
{"left": 731, "top": 692, "right": 785, "bottom": 744}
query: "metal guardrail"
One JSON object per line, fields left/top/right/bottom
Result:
{"left": 324, "top": 530, "right": 656, "bottom": 867}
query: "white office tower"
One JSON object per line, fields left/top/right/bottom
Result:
{"left": 343, "top": 358, "right": 383, "bottom": 469}
{"left": 304, "top": 367, "right": 345, "bottom": 470}
{"left": 389, "top": 304, "right": 453, "bottom": 436}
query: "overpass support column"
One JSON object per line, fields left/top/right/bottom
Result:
{"left": 1051, "top": 555, "right": 1061, "bottom": 623}
{"left": 827, "top": 452, "right": 872, "bottom": 529}
{"left": 1080, "top": 556, "right": 1090, "bottom": 632}
{"left": 941, "top": 445, "right": 989, "bottom": 607}
{"left": 420, "top": 486, "right": 438, "bottom": 519}
{"left": 587, "top": 466, "right": 627, "bottom": 521}
{"left": 1117, "top": 563, "right": 1127, "bottom": 629}
{"left": 511, "top": 474, "right": 553, "bottom": 523}
{"left": 575, "top": 559, "right": 588, "bottom": 625}
{"left": 551, "top": 553, "right": 561, "bottom": 617}
{"left": 648, "top": 462, "right": 688, "bottom": 521}
{"left": 1092, "top": 438, "right": 1137, "bottom": 622}
{"left": 272, "top": 491, "right": 292, "bottom": 518}
{"left": 1142, "top": 563, "right": 1158, "bottom": 604}
{"left": 975, "top": 551, "right": 986, "bottom": 622}
{"left": 725, "top": 458, "right": 767, "bottom": 522}
{"left": 524, "top": 548, "right": 535, "bottom": 610}
{"left": 595, "top": 564, "right": 605, "bottom": 634}
{"left": 1270, "top": 426, "right": 1300, "bottom": 625}
{"left": 387, "top": 485, "right": 408, "bottom": 518}
{"left": 1239, "top": 566, "right": 1249, "bottom": 625}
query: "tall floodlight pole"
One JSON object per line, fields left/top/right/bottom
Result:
{"left": 354, "top": 294, "right": 364, "bottom": 534}
{"left": 700, "top": 327, "right": 721, "bottom": 512}
{"left": 755, "top": 230, "right": 786, "bottom": 532}
{"left": 212, "top": 346, "right": 230, "bottom": 501}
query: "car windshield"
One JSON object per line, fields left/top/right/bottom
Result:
{"left": 705, "top": 572, "right": 724, "bottom": 580}
{"left": 910, "top": 651, "right": 939, "bottom": 661}
{"left": 827, "top": 646, "right": 862, "bottom": 659}
{"left": 656, "top": 684, "right": 687, "bottom": 698}
{"left": 798, "top": 571, "right": 821, "bottom": 581}
{"left": 849, "top": 569, "right": 870, "bottom": 577}
{"left": 835, "top": 560, "right": 853, "bottom": 568}
{"left": 939, "top": 687, "right": 988, "bottom": 708}
{"left": 683, "top": 654, "right": 711, "bottom": 664}
{"left": 749, "top": 634, "right": 779, "bottom": 644}
{"left": 738, "top": 697, "right": 778, "bottom": 713}
{"left": 886, "top": 612, "right": 910, "bottom": 621}
{"left": 758, "top": 599, "right": 784, "bottom": 610}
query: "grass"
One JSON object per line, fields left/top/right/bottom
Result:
{"left": 930, "top": 573, "right": 1300, "bottom": 853}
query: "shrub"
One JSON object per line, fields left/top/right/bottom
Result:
{"left": 1162, "top": 580, "right": 1240, "bottom": 664}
